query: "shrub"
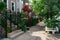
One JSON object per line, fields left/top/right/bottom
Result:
{"left": 32, "top": 0, "right": 60, "bottom": 28}
{"left": 32, "top": 18, "right": 38, "bottom": 26}
{"left": 0, "top": 2, "right": 6, "bottom": 12}
{"left": 7, "top": 25, "right": 11, "bottom": 33}
{"left": 7, "top": 13, "right": 10, "bottom": 20}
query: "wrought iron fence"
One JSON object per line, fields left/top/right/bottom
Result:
{"left": 0, "top": 12, "right": 7, "bottom": 39}
{"left": 7, "top": 11, "right": 20, "bottom": 32}
{"left": 0, "top": 11, "right": 31, "bottom": 39}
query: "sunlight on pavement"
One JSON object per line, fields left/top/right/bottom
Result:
{"left": 31, "top": 31, "right": 60, "bottom": 40}
{"left": 31, "top": 31, "right": 48, "bottom": 40}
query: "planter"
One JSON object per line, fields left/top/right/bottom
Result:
{"left": 45, "top": 27, "right": 59, "bottom": 34}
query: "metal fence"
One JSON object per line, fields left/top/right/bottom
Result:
{"left": 7, "top": 11, "right": 20, "bottom": 32}
{"left": 0, "top": 12, "right": 7, "bottom": 39}
{"left": 0, "top": 11, "right": 21, "bottom": 39}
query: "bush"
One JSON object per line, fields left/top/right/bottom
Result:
{"left": 18, "top": 24, "right": 27, "bottom": 32}
{"left": 0, "top": 2, "right": 6, "bottom": 12}
{"left": 45, "top": 18, "right": 59, "bottom": 28}
{"left": 7, "top": 13, "right": 10, "bottom": 20}
{"left": 32, "top": 0, "right": 60, "bottom": 28}
{"left": 32, "top": 18, "right": 38, "bottom": 26}
{"left": 7, "top": 26, "right": 11, "bottom": 33}
{"left": 26, "top": 18, "right": 38, "bottom": 27}
{"left": 7, "top": 24, "right": 11, "bottom": 33}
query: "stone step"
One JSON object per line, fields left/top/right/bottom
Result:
{"left": 8, "top": 30, "right": 24, "bottom": 39}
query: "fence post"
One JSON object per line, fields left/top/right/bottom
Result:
{"left": 4, "top": 11, "right": 7, "bottom": 38}
{"left": 10, "top": 13, "right": 12, "bottom": 32}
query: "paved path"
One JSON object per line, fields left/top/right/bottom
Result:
{"left": 14, "top": 25, "right": 41, "bottom": 40}
{"left": 14, "top": 22, "right": 60, "bottom": 40}
{"left": 2, "top": 22, "right": 60, "bottom": 40}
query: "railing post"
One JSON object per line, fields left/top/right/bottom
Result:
{"left": 4, "top": 11, "right": 7, "bottom": 38}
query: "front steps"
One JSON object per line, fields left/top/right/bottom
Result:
{"left": 7, "top": 30, "right": 24, "bottom": 39}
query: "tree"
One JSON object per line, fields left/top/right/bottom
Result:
{"left": 0, "top": 2, "right": 6, "bottom": 12}
{"left": 32, "top": 0, "right": 60, "bottom": 28}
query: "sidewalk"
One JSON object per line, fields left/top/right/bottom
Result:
{"left": 1, "top": 22, "right": 60, "bottom": 40}
{"left": 14, "top": 26, "right": 42, "bottom": 40}
{"left": 14, "top": 22, "right": 60, "bottom": 40}
{"left": 7, "top": 30, "right": 24, "bottom": 38}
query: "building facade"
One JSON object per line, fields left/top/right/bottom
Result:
{"left": 0, "top": 0, "right": 23, "bottom": 12}
{"left": 22, "top": 0, "right": 29, "bottom": 4}
{"left": 0, "top": 0, "right": 30, "bottom": 12}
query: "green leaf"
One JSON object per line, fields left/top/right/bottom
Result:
{"left": 52, "top": 5, "right": 59, "bottom": 12}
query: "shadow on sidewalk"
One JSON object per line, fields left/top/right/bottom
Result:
{"left": 29, "top": 36, "right": 41, "bottom": 40}
{"left": 30, "top": 25, "right": 45, "bottom": 32}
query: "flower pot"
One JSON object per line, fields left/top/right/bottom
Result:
{"left": 45, "top": 27, "right": 59, "bottom": 34}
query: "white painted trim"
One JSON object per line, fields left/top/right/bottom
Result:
{"left": 45, "top": 27, "right": 59, "bottom": 34}
{"left": 11, "top": 1, "right": 15, "bottom": 12}
{"left": 7, "top": 0, "right": 8, "bottom": 10}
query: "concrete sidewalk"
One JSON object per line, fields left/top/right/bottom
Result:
{"left": 1, "top": 22, "right": 60, "bottom": 40}
{"left": 14, "top": 22, "right": 60, "bottom": 40}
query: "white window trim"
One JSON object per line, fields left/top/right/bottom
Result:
{"left": 7, "top": 0, "right": 8, "bottom": 10}
{"left": 11, "top": 1, "right": 15, "bottom": 12}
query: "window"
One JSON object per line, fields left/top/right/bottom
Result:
{"left": 11, "top": 1, "right": 15, "bottom": 11}
{"left": 12, "top": 3, "right": 14, "bottom": 11}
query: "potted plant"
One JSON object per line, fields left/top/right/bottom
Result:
{"left": 32, "top": 0, "right": 60, "bottom": 34}
{"left": 22, "top": 4, "right": 32, "bottom": 27}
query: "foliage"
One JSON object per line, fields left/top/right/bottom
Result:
{"left": 1, "top": 14, "right": 6, "bottom": 28}
{"left": 32, "top": 0, "right": 60, "bottom": 28}
{"left": 10, "top": 13, "right": 18, "bottom": 25}
{"left": 7, "top": 13, "right": 10, "bottom": 20}
{"left": 31, "top": 18, "right": 38, "bottom": 26}
{"left": 18, "top": 24, "right": 27, "bottom": 32}
{"left": 17, "top": 12, "right": 27, "bottom": 32}
{"left": 7, "top": 25, "right": 11, "bottom": 33}
{"left": 32, "top": 0, "right": 60, "bottom": 16}
{"left": 0, "top": 2, "right": 6, "bottom": 12}
{"left": 44, "top": 18, "right": 59, "bottom": 28}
